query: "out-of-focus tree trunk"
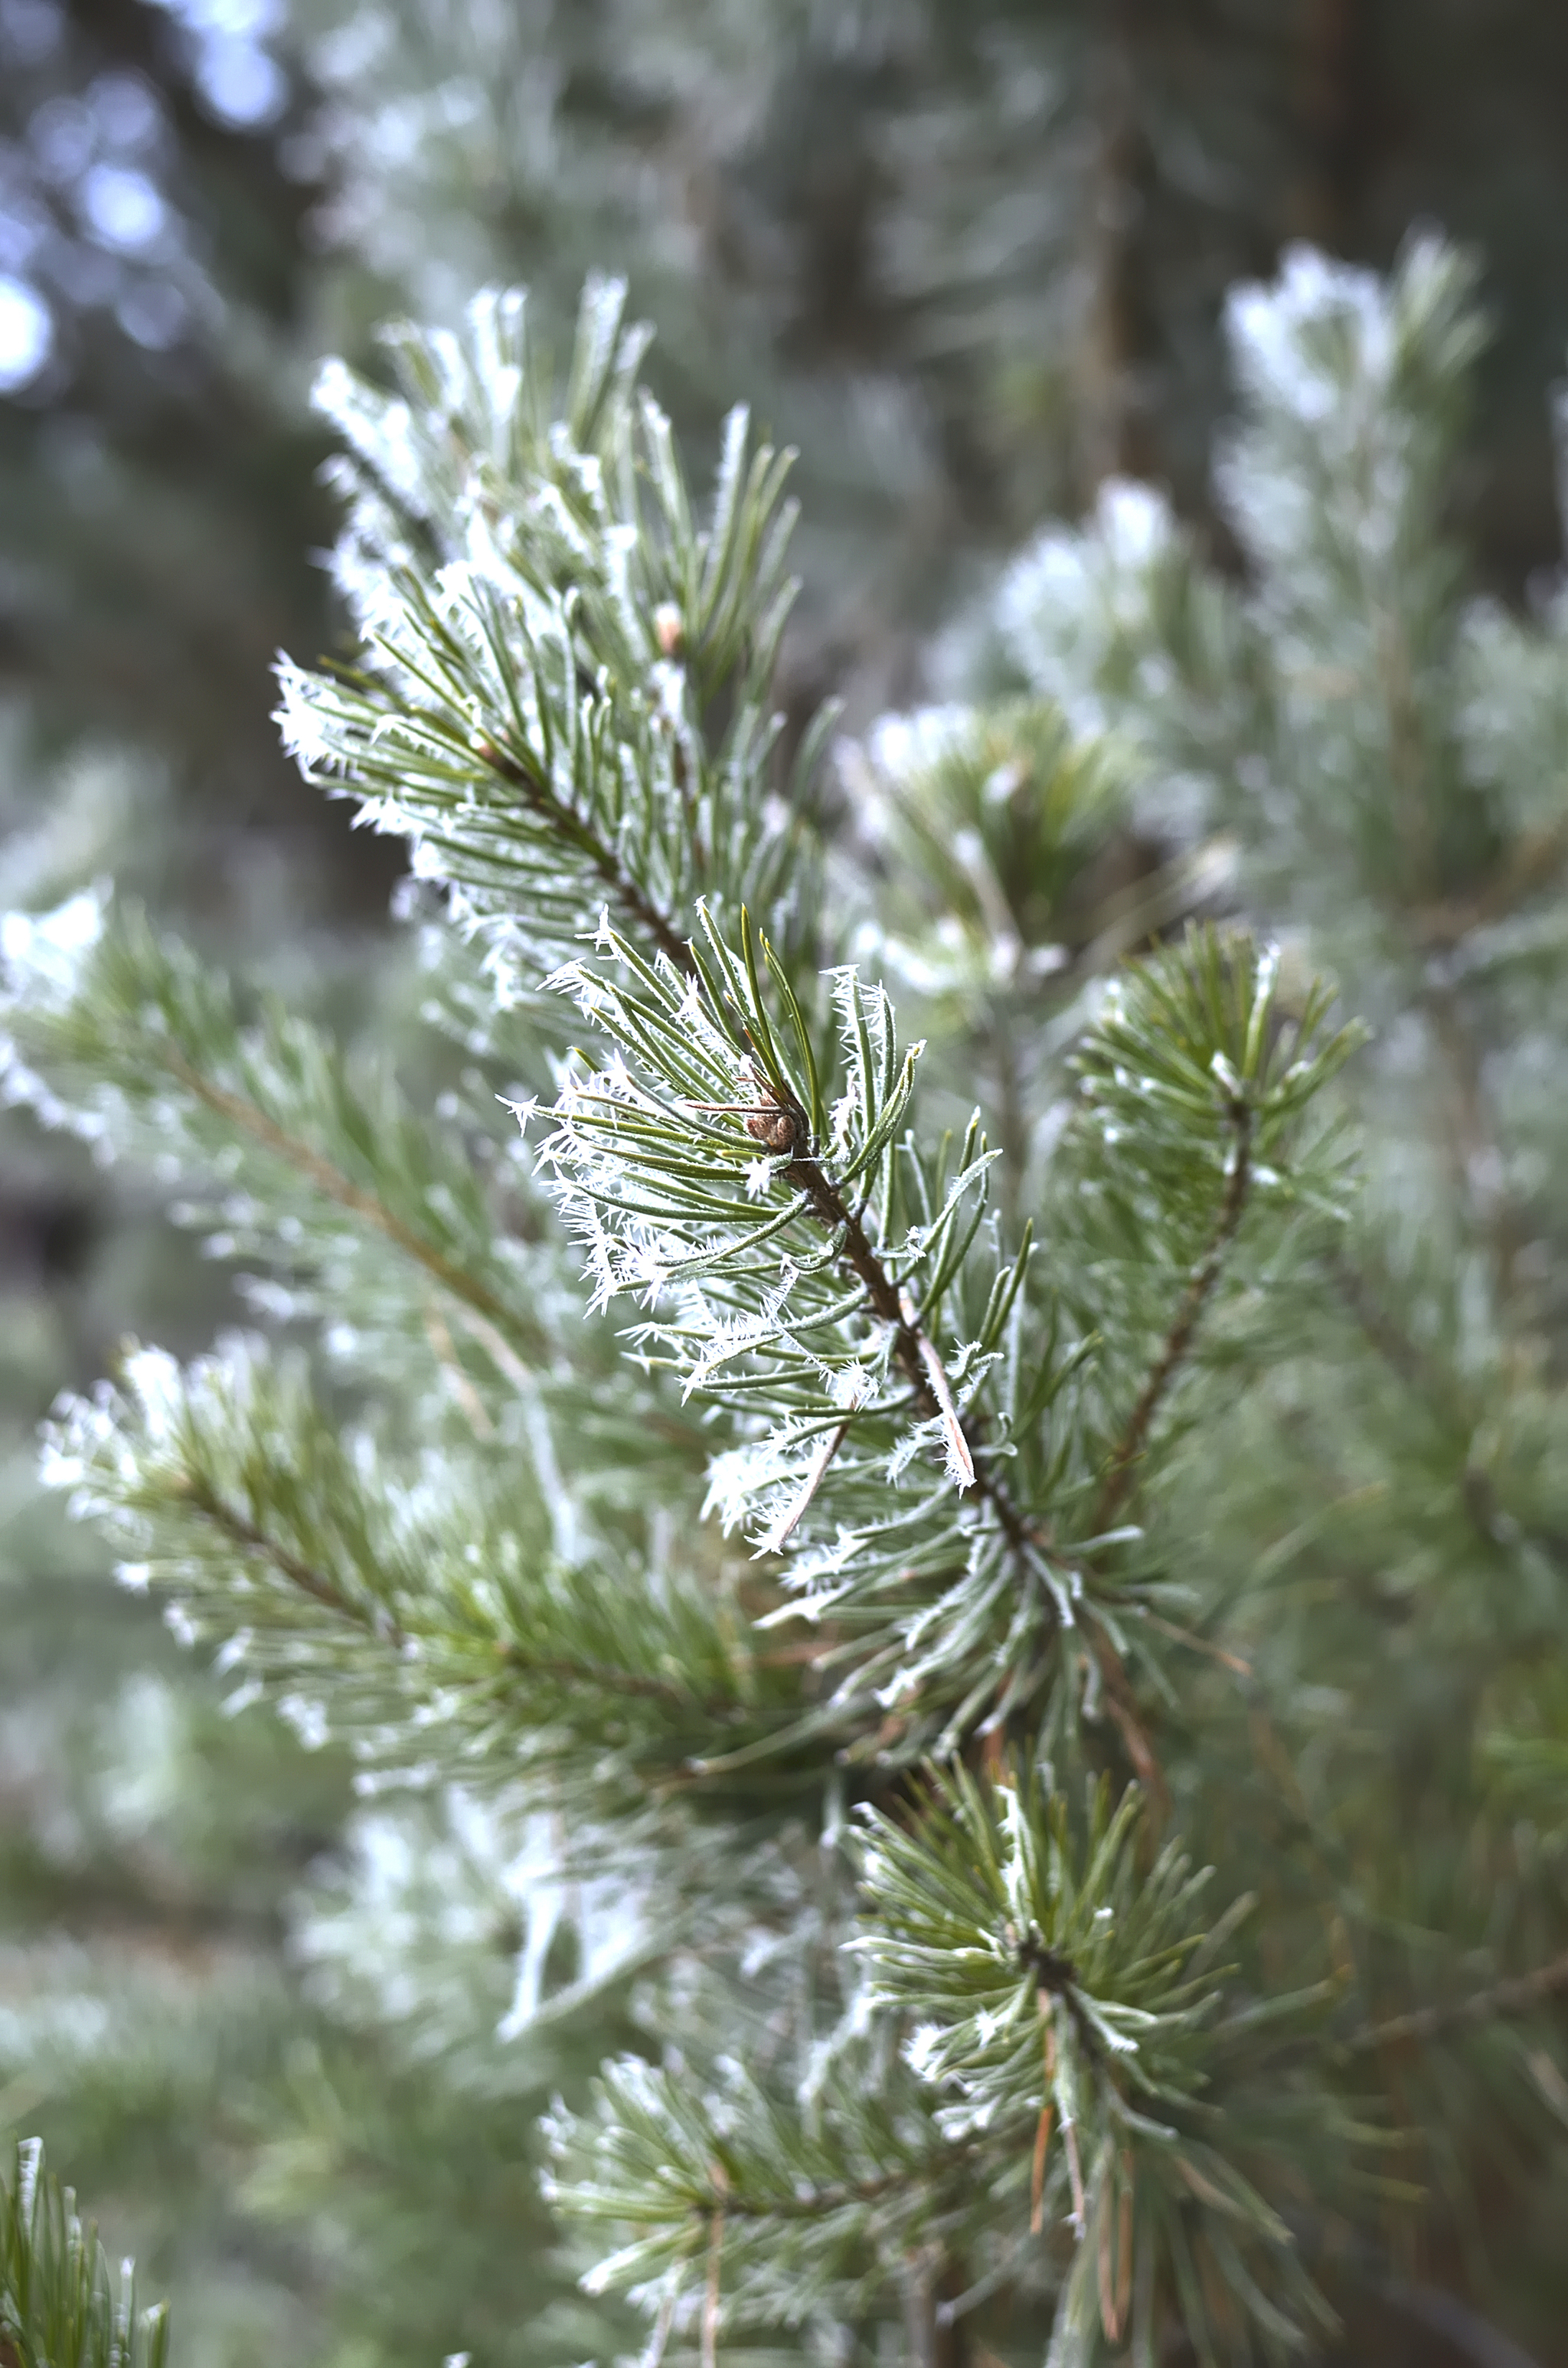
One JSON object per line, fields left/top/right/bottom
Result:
{"left": 1076, "top": 0, "right": 1160, "bottom": 499}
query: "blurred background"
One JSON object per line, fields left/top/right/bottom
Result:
{"left": 3, "top": 4, "right": 1568, "bottom": 2363}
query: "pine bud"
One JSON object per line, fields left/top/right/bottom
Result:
{"left": 653, "top": 602, "right": 685, "bottom": 657}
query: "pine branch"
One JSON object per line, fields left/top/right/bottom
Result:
{"left": 459, "top": 661, "right": 1013, "bottom": 1528}
{"left": 445, "top": 713, "right": 1074, "bottom": 1719}
{"left": 472, "top": 705, "right": 1009, "bottom": 1538}
{"left": 1, "top": 2138, "right": 170, "bottom": 2368}
{"left": 163, "top": 1044, "right": 534, "bottom": 1354}
{"left": 278, "top": 280, "right": 819, "bottom": 986}
{"left": 537, "top": 906, "right": 1086, "bottom": 1738}
{"left": 1330, "top": 1254, "right": 1568, "bottom": 1577}
{"left": 771, "top": 1108, "right": 992, "bottom": 1509}
{"left": 13, "top": 237, "right": 1450, "bottom": 2366}
{"left": 1338, "top": 1950, "right": 1568, "bottom": 2059}
{"left": 181, "top": 1467, "right": 403, "bottom": 1642}
{"left": 194, "top": 1465, "right": 730, "bottom": 1715}
{"left": 553, "top": 2027, "right": 1040, "bottom": 2368}
{"left": 0, "top": 898, "right": 552, "bottom": 1383}
{"left": 597, "top": 961, "right": 1001, "bottom": 1512}
{"left": 561, "top": 1765, "right": 1332, "bottom": 2359}
{"left": 471, "top": 733, "right": 694, "bottom": 973}
{"left": 1093, "top": 1098, "right": 1255, "bottom": 1535}
{"left": 46, "top": 1339, "right": 811, "bottom": 1807}
{"left": 854, "top": 1767, "right": 1226, "bottom": 2135}
{"left": 671, "top": 2135, "right": 993, "bottom": 2226}
{"left": 539, "top": 909, "right": 1355, "bottom": 1773}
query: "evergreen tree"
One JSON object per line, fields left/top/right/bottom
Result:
{"left": 287, "top": 0, "right": 1568, "bottom": 632}
{"left": 847, "top": 228, "right": 1568, "bottom": 2360}
{"left": 9, "top": 8, "right": 1568, "bottom": 2365}
{"left": 8, "top": 226, "right": 1568, "bottom": 2367}
{"left": 0, "top": 8, "right": 383, "bottom": 2357}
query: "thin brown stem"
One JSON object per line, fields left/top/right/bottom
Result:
{"left": 473, "top": 735, "right": 693, "bottom": 972}
{"left": 1076, "top": 0, "right": 1158, "bottom": 498}
{"left": 909, "top": 2258, "right": 975, "bottom": 2368}
{"left": 185, "top": 1478, "right": 740, "bottom": 1715}
{"left": 183, "top": 1480, "right": 407, "bottom": 1646}
{"left": 1093, "top": 1107, "right": 1254, "bottom": 1536}
{"left": 779, "top": 1131, "right": 1041, "bottom": 1565}
{"left": 691, "top": 2132, "right": 998, "bottom": 2226}
{"left": 1339, "top": 1948, "right": 1568, "bottom": 2059}
{"left": 1292, "top": 0, "right": 1373, "bottom": 250}
{"left": 164, "top": 1049, "right": 537, "bottom": 1358}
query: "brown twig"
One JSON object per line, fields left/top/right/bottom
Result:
{"left": 473, "top": 735, "right": 693, "bottom": 972}
{"left": 164, "top": 1049, "right": 537, "bottom": 1356}
{"left": 763, "top": 1415, "right": 854, "bottom": 1551}
{"left": 1138, "top": 1609, "right": 1253, "bottom": 1678}
{"left": 1292, "top": 0, "right": 1373, "bottom": 250}
{"left": 1093, "top": 1104, "right": 1254, "bottom": 1536}
{"left": 1338, "top": 1948, "right": 1568, "bottom": 2059}
{"left": 183, "top": 1478, "right": 403, "bottom": 1644}
{"left": 1031, "top": 1989, "right": 1059, "bottom": 2235}
{"left": 184, "top": 1476, "right": 749, "bottom": 1717}
{"left": 1409, "top": 814, "right": 1568, "bottom": 951}
{"left": 1029, "top": 2098, "right": 1054, "bottom": 2236}
{"left": 1076, "top": 0, "right": 1159, "bottom": 497}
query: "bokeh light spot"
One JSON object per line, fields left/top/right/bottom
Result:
{"left": 0, "top": 273, "right": 53, "bottom": 391}
{"left": 80, "top": 163, "right": 167, "bottom": 255}
{"left": 195, "top": 38, "right": 289, "bottom": 129}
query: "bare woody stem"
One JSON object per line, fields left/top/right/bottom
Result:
{"left": 1076, "top": 0, "right": 1159, "bottom": 496}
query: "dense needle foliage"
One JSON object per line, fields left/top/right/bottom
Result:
{"left": 6, "top": 233, "right": 1568, "bottom": 2365}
